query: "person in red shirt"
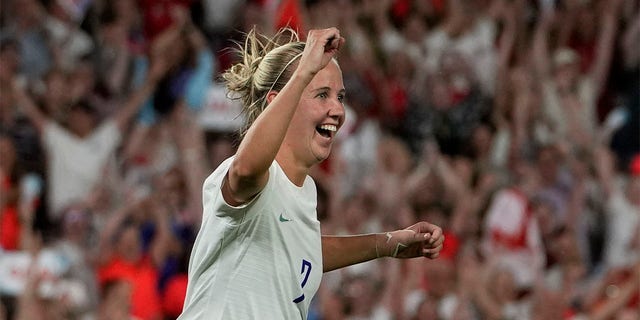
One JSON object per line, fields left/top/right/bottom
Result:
{"left": 0, "top": 133, "right": 21, "bottom": 251}
{"left": 138, "top": 0, "right": 193, "bottom": 40}
{"left": 97, "top": 223, "right": 163, "bottom": 320}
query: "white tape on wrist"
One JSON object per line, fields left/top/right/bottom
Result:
{"left": 385, "top": 232, "right": 408, "bottom": 258}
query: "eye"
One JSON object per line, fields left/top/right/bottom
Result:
{"left": 337, "top": 94, "right": 345, "bottom": 103}
{"left": 316, "top": 92, "right": 328, "bottom": 99}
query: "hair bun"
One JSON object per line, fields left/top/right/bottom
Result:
{"left": 222, "top": 27, "right": 305, "bottom": 138}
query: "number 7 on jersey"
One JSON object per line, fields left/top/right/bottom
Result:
{"left": 293, "top": 259, "right": 312, "bottom": 303}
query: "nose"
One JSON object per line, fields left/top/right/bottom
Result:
{"left": 328, "top": 99, "right": 345, "bottom": 124}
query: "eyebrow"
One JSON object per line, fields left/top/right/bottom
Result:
{"left": 313, "top": 87, "right": 346, "bottom": 95}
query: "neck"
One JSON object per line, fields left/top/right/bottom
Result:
{"left": 275, "top": 151, "right": 311, "bottom": 187}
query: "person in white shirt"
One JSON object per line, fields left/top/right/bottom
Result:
{"left": 179, "top": 27, "right": 445, "bottom": 319}
{"left": 13, "top": 56, "right": 168, "bottom": 218}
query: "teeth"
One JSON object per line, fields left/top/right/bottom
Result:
{"left": 319, "top": 124, "right": 337, "bottom": 132}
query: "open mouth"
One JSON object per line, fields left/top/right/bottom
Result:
{"left": 316, "top": 124, "right": 337, "bottom": 138}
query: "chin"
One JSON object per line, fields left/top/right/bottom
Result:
{"left": 313, "top": 154, "right": 329, "bottom": 163}
{"left": 308, "top": 139, "right": 333, "bottom": 163}
{"left": 312, "top": 149, "right": 332, "bottom": 163}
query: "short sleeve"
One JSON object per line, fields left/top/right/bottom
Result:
{"left": 43, "top": 121, "right": 74, "bottom": 151}
{"left": 201, "top": 157, "right": 274, "bottom": 225}
{"left": 90, "top": 120, "right": 122, "bottom": 153}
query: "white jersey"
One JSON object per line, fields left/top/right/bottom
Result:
{"left": 179, "top": 158, "right": 323, "bottom": 319}
{"left": 43, "top": 120, "right": 121, "bottom": 216}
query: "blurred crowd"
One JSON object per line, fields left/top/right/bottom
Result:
{"left": 0, "top": 0, "right": 638, "bottom": 319}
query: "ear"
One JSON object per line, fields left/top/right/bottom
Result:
{"left": 266, "top": 90, "right": 279, "bottom": 104}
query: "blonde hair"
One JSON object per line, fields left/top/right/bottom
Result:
{"left": 223, "top": 28, "right": 305, "bottom": 138}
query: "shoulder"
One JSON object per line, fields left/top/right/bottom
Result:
{"left": 203, "top": 156, "right": 236, "bottom": 190}
{"left": 94, "top": 119, "right": 120, "bottom": 136}
{"left": 207, "top": 157, "right": 281, "bottom": 186}
{"left": 202, "top": 160, "right": 318, "bottom": 226}
{"left": 43, "top": 121, "right": 71, "bottom": 145}
{"left": 203, "top": 157, "right": 279, "bottom": 215}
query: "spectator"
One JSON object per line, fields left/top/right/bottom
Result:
{"left": 0, "top": 0, "right": 53, "bottom": 81}
{"left": 13, "top": 52, "right": 168, "bottom": 219}
{"left": 533, "top": 0, "right": 623, "bottom": 147}
{"left": 595, "top": 147, "right": 640, "bottom": 269}
{"left": 424, "top": 0, "right": 498, "bottom": 95}
{"left": 481, "top": 157, "right": 546, "bottom": 290}
{"left": 1, "top": 0, "right": 637, "bottom": 318}
{"left": 0, "top": 133, "right": 21, "bottom": 251}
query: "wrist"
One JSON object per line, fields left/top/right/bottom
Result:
{"left": 291, "top": 66, "right": 316, "bottom": 84}
{"left": 375, "top": 233, "right": 383, "bottom": 258}
{"left": 375, "top": 232, "right": 393, "bottom": 258}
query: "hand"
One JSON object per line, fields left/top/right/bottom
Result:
{"left": 170, "top": 5, "right": 191, "bottom": 28}
{"left": 377, "top": 222, "right": 444, "bottom": 259}
{"left": 297, "top": 28, "right": 345, "bottom": 77}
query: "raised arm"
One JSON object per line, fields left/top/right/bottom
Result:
{"left": 170, "top": 4, "right": 207, "bottom": 52}
{"left": 589, "top": 0, "right": 622, "bottom": 97}
{"left": 321, "top": 221, "right": 443, "bottom": 272}
{"left": 495, "top": 0, "right": 517, "bottom": 71}
{"left": 556, "top": 2, "right": 578, "bottom": 47}
{"left": 113, "top": 55, "right": 168, "bottom": 131}
{"left": 532, "top": 10, "right": 555, "bottom": 80}
{"left": 170, "top": 102, "right": 208, "bottom": 224}
{"left": 621, "top": 11, "right": 640, "bottom": 69}
{"left": 13, "top": 82, "right": 48, "bottom": 133}
{"left": 593, "top": 145, "right": 616, "bottom": 199}
{"left": 224, "top": 28, "right": 344, "bottom": 205}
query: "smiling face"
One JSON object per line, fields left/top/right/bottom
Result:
{"left": 280, "top": 60, "right": 345, "bottom": 168}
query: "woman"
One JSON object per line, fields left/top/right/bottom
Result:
{"left": 179, "top": 27, "right": 444, "bottom": 319}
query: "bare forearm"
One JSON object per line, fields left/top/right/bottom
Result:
{"left": 435, "top": 158, "right": 467, "bottom": 200}
{"left": 106, "top": 47, "right": 131, "bottom": 94}
{"left": 557, "top": 12, "right": 576, "bottom": 46}
{"left": 533, "top": 18, "right": 552, "bottom": 79}
{"left": 594, "top": 147, "right": 615, "bottom": 198}
{"left": 497, "top": 7, "right": 516, "bottom": 70}
{"left": 321, "top": 234, "right": 380, "bottom": 272}
{"left": 15, "top": 88, "right": 47, "bottom": 132}
{"left": 150, "top": 203, "right": 173, "bottom": 267}
{"left": 180, "top": 142, "right": 208, "bottom": 223}
{"left": 232, "top": 71, "right": 313, "bottom": 189}
{"left": 115, "top": 79, "right": 157, "bottom": 131}
{"left": 186, "top": 25, "right": 207, "bottom": 51}
{"left": 322, "top": 221, "right": 444, "bottom": 272}
{"left": 591, "top": 12, "right": 618, "bottom": 96}
{"left": 622, "top": 13, "right": 640, "bottom": 68}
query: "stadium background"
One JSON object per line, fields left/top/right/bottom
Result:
{"left": 0, "top": 0, "right": 638, "bottom": 319}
